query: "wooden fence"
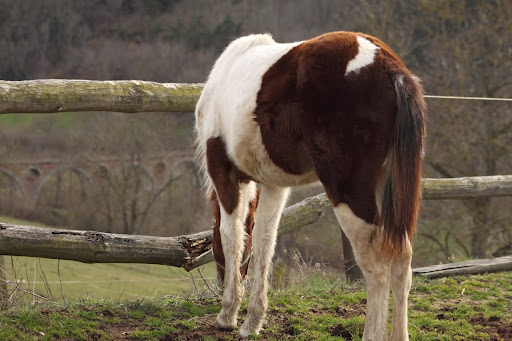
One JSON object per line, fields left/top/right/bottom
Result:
{"left": 1, "top": 177, "right": 512, "bottom": 269}
{"left": 1, "top": 79, "right": 512, "bottom": 279}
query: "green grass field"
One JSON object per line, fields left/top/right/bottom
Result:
{"left": 4, "top": 257, "right": 216, "bottom": 300}
{"left": 0, "top": 112, "right": 91, "bottom": 129}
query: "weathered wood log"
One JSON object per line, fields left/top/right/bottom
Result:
{"left": 0, "top": 80, "right": 203, "bottom": 114}
{"left": 277, "top": 175, "right": 512, "bottom": 235}
{"left": 0, "top": 223, "right": 213, "bottom": 271}
{"left": 422, "top": 175, "right": 512, "bottom": 199}
{"left": 278, "top": 193, "right": 332, "bottom": 236}
{"left": 412, "top": 256, "right": 512, "bottom": 279}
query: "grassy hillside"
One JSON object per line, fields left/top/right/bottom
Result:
{"left": 0, "top": 112, "right": 90, "bottom": 129}
{"left": 0, "top": 271, "right": 511, "bottom": 340}
{"left": 3, "top": 257, "right": 216, "bottom": 300}
{"left": 0, "top": 216, "right": 216, "bottom": 301}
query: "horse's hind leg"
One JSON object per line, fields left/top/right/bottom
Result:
{"left": 390, "top": 239, "right": 412, "bottom": 341}
{"left": 206, "top": 135, "right": 258, "bottom": 330}
{"left": 215, "top": 181, "right": 257, "bottom": 330}
{"left": 239, "top": 184, "right": 290, "bottom": 338}
{"left": 333, "top": 204, "right": 391, "bottom": 341}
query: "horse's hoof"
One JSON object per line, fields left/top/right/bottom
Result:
{"left": 238, "top": 328, "right": 254, "bottom": 339}
{"left": 239, "top": 320, "right": 261, "bottom": 339}
{"left": 215, "top": 314, "right": 236, "bottom": 331}
{"left": 215, "top": 321, "right": 235, "bottom": 331}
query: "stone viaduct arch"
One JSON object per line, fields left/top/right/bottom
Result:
{"left": 0, "top": 168, "right": 26, "bottom": 214}
{"left": 33, "top": 166, "right": 96, "bottom": 209}
{"left": 0, "top": 148, "right": 198, "bottom": 214}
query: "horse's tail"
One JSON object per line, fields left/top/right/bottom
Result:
{"left": 381, "top": 72, "right": 427, "bottom": 256}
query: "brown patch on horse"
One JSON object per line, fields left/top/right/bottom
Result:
{"left": 254, "top": 32, "right": 366, "bottom": 176}
{"left": 255, "top": 32, "right": 392, "bottom": 225}
{"left": 302, "top": 33, "right": 398, "bottom": 226}
{"left": 254, "top": 41, "right": 315, "bottom": 176}
{"left": 211, "top": 189, "right": 260, "bottom": 285}
{"left": 255, "top": 32, "right": 426, "bottom": 256}
{"left": 206, "top": 136, "right": 253, "bottom": 214}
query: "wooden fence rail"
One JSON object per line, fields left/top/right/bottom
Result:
{"left": 1, "top": 175, "right": 511, "bottom": 272}
{"left": 412, "top": 256, "right": 512, "bottom": 278}
{"left": 0, "top": 80, "right": 202, "bottom": 114}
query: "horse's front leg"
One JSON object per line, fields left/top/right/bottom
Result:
{"left": 216, "top": 182, "right": 257, "bottom": 330}
{"left": 239, "top": 185, "right": 290, "bottom": 338}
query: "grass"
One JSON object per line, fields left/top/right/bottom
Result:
{"left": 0, "top": 270, "right": 511, "bottom": 340}
{"left": 0, "top": 113, "right": 36, "bottom": 128}
{"left": 0, "top": 112, "right": 91, "bottom": 130}
{"left": 0, "top": 215, "right": 57, "bottom": 228}
{"left": 4, "top": 257, "right": 217, "bottom": 300}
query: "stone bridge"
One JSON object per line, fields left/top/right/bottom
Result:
{"left": 0, "top": 148, "right": 198, "bottom": 211}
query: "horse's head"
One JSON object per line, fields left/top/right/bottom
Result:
{"left": 212, "top": 189, "right": 260, "bottom": 287}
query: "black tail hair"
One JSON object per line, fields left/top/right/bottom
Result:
{"left": 381, "top": 73, "right": 427, "bottom": 256}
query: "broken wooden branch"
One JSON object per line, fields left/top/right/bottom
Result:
{"left": 0, "top": 223, "right": 213, "bottom": 271}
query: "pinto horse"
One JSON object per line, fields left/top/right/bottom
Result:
{"left": 195, "top": 31, "right": 426, "bottom": 340}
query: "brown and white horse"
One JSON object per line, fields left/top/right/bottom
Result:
{"left": 195, "top": 31, "right": 426, "bottom": 340}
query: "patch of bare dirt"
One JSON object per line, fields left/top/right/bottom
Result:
{"left": 160, "top": 315, "right": 234, "bottom": 341}
{"left": 333, "top": 304, "right": 366, "bottom": 318}
{"left": 470, "top": 314, "right": 512, "bottom": 341}
{"left": 96, "top": 321, "right": 141, "bottom": 341}
{"left": 330, "top": 324, "right": 353, "bottom": 339}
